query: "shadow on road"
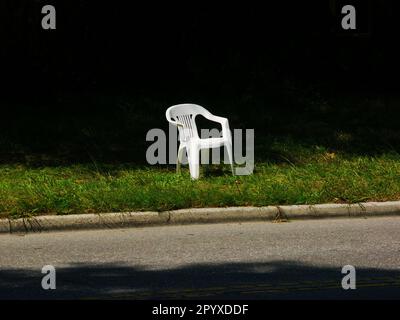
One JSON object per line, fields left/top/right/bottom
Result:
{"left": 1, "top": 260, "right": 400, "bottom": 299}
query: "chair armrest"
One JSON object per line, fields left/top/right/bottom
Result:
{"left": 203, "top": 113, "right": 227, "bottom": 124}
{"left": 203, "top": 113, "right": 231, "bottom": 138}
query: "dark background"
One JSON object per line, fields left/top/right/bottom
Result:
{"left": 1, "top": 0, "right": 399, "bottom": 165}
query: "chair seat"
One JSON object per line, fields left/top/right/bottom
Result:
{"left": 185, "top": 137, "right": 226, "bottom": 149}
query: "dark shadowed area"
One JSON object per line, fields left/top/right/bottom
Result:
{"left": 2, "top": 261, "right": 400, "bottom": 299}
{"left": 1, "top": 1, "right": 400, "bottom": 165}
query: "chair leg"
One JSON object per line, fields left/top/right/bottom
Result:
{"left": 176, "top": 145, "right": 185, "bottom": 173}
{"left": 188, "top": 145, "right": 200, "bottom": 180}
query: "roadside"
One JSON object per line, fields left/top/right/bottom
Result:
{"left": 2, "top": 217, "right": 400, "bottom": 299}
{"left": 2, "top": 152, "right": 400, "bottom": 220}
{"left": 1, "top": 201, "right": 400, "bottom": 234}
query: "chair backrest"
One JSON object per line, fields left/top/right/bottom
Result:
{"left": 166, "top": 104, "right": 211, "bottom": 142}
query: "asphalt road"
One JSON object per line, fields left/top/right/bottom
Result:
{"left": 1, "top": 217, "right": 400, "bottom": 299}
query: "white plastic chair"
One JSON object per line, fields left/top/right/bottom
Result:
{"left": 166, "top": 103, "right": 234, "bottom": 179}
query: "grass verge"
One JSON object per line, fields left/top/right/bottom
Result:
{"left": 1, "top": 151, "right": 400, "bottom": 219}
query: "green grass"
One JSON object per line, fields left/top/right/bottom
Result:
{"left": 2, "top": 89, "right": 400, "bottom": 218}
{"left": 2, "top": 149, "right": 400, "bottom": 219}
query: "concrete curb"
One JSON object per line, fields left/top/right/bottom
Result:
{"left": 1, "top": 201, "right": 400, "bottom": 234}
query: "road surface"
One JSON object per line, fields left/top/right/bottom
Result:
{"left": 1, "top": 217, "right": 400, "bottom": 299}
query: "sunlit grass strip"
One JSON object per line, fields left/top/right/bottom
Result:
{"left": 1, "top": 155, "right": 400, "bottom": 219}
